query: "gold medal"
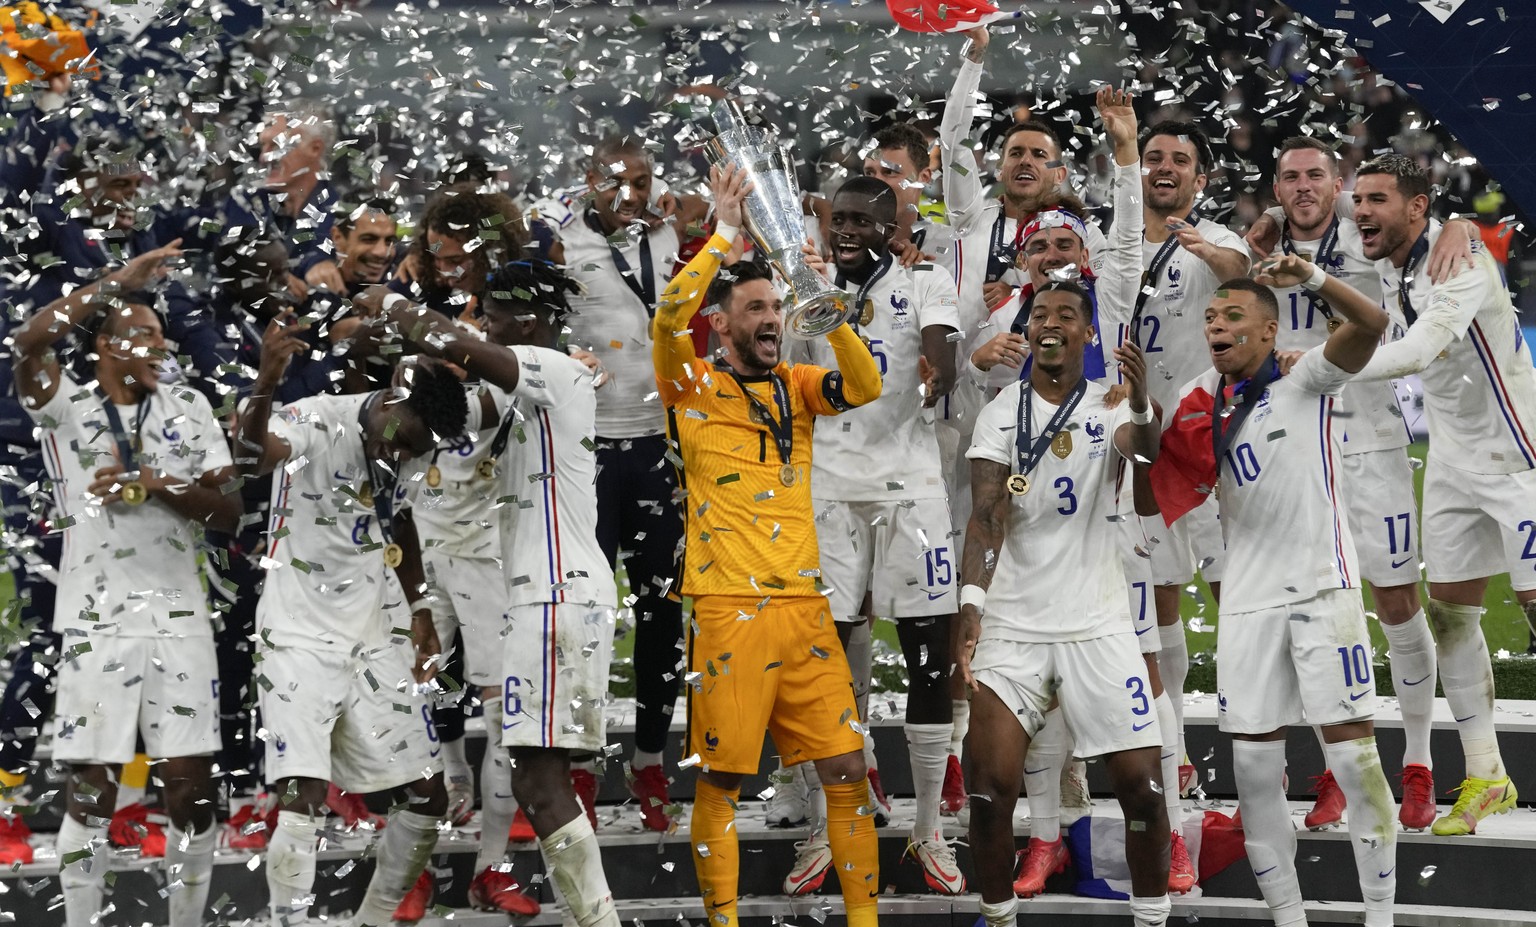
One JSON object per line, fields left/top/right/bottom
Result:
{"left": 858, "top": 299, "right": 875, "bottom": 327}
{"left": 476, "top": 458, "right": 498, "bottom": 481}
{"left": 779, "top": 463, "right": 796, "bottom": 487}
{"left": 1006, "top": 474, "right": 1030, "bottom": 496}
{"left": 1326, "top": 316, "right": 1342, "bottom": 332}
{"left": 426, "top": 465, "right": 442, "bottom": 488}
{"left": 121, "top": 481, "right": 148, "bottom": 506}
{"left": 1051, "top": 432, "right": 1073, "bottom": 459}
{"left": 383, "top": 543, "right": 404, "bottom": 569}
{"left": 360, "top": 483, "right": 374, "bottom": 507}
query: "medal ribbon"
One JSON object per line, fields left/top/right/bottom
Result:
{"left": 1211, "top": 353, "right": 1281, "bottom": 472}
{"left": 1281, "top": 215, "right": 1341, "bottom": 322}
{"left": 834, "top": 253, "right": 894, "bottom": 333}
{"left": 95, "top": 388, "right": 151, "bottom": 470}
{"left": 1397, "top": 230, "right": 1431, "bottom": 327}
{"left": 1015, "top": 379, "right": 1087, "bottom": 479}
{"left": 357, "top": 392, "right": 399, "bottom": 547}
{"left": 718, "top": 364, "right": 794, "bottom": 467}
{"left": 1129, "top": 215, "right": 1200, "bottom": 339}
{"left": 586, "top": 209, "right": 656, "bottom": 314}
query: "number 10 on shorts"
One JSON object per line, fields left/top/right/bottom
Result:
{"left": 1338, "top": 643, "right": 1372, "bottom": 688}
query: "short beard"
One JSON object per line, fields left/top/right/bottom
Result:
{"left": 730, "top": 332, "right": 776, "bottom": 373}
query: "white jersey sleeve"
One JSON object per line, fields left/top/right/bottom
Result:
{"left": 408, "top": 385, "right": 505, "bottom": 559}
{"left": 939, "top": 55, "right": 989, "bottom": 236}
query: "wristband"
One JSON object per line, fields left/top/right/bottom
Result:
{"left": 714, "top": 222, "right": 739, "bottom": 243}
{"left": 382, "top": 293, "right": 409, "bottom": 312}
{"left": 407, "top": 598, "right": 433, "bottom": 616}
{"left": 1129, "top": 404, "right": 1154, "bottom": 425}
{"left": 1300, "top": 264, "right": 1328, "bottom": 292}
{"left": 959, "top": 584, "right": 987, "bottom": 611}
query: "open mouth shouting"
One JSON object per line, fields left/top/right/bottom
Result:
{"left": 1356, "top": 220, "right": 1382, "bottom": 253}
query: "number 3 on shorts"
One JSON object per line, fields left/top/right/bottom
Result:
{"left": 1125, "top": 676, "right": 1150, "bottom": 716}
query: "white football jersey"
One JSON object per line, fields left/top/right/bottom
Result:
{"left": 1211, "top": 349, "right": 1360, "bottom": 613}
{"left": 1267, "top": 217, "right": 1411, "bottom": 456}
{"left": 1123, "top": 219, "right": 1249, "bottom": 415}
{"left": 257, "top": 393, "right": 414, "bottom": 652}
{"left": 555, "top": 212, "right": 679, "bottom": 439}
{"left": 410, "top": 385, "right": 504, "bottom": 561}
{"left": 30, "top": 376, "right": 231, "bottom": 639}
{"left": 484, "top": 345, "right": 617, "bottom": 609}
{"left": 966, "top": 379, "right": 1134, "bottom": 642}
{"left": 798, "top": 260, "right": 961, "bottom": 501}
{"left": 1376, "top": 223, "right": 1536, "bottom": 474}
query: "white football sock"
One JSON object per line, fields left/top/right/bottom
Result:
{"left": 1232, "top": 740, "right": 1306, "bottom": 926}
{"left": 1429, "top": 598, "right": 1505, "bottom": 779}
{"left": 1156, "top": 623, "right": 1189, "bottom": 758}
{"left": 58, "top": 815, "right": 109, "bottom": 927}
{"left": 1130, "top": 893, "right": 1172, "bottom": 927}
{"left": 979, "top": 896, "right": 1019, "bottom": 927}
{"left": 845, "top": 619, "right": 873, "bottom": 722}
{"left": 442, "top": 734, "right": 471, "bottom": 787}
{"left": 1023, "top": 708, "right": 1067, "bottom": 842}
{"left": 630, "top": 749, "right": 663, "bottom": 770}
{"left": 267, "top": 810, "right": 321, "bottom": 927}
{"left": 352, "top": 808, "right": 440, "bottom": 927}
{"left": 541, "top": 814, "right": 619, "bottom": 927}
{"left": 164, "top": 821, "right": 216, "bottom": 927}
{"left": 1323, "top": 736, "right": 1396, "bottom": 927}
{"left": 476, "top": 698, "right": 517, "bottom": 873}
{"left": 906, "top": 722, "right": 951, "bottom": 840}
{"left": 1382, "top": 610, "right": 1436, "bottom": 768}
{"left": 804, "top": 761, "right": 826, "bottom": 831}
{"left": 949, "top": 698, "right": 971, "bottom": 757}
{"left": 1154, "top": 691, "right": 1181, "bottom": 826}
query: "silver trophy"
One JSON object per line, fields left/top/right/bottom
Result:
{"left": 704, "top": 101, "right": 853, "bottom": 340}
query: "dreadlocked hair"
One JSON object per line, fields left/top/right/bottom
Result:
{"left": 484, "top": 259, "right": 581, "bottom": 329}
{"left": 398, "top": 359, "right": 470, "bottom": 444}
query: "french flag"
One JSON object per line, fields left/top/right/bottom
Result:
{"left": 1149, "top": 369, "right": 1224, "bottom": 527}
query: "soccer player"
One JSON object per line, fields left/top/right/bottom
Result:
{"left": 538, "top": 136, "right": 712, "bottom": 830}
{"left": 1155, "top": 262, "right": 1396, "bottom": 927}
{"left": 1252, "top": 138, "right": 1437, "bottom": 831}
{"left": 1119, "top": 119, "right": 1250, "bottom": 795}
{"left": 957, "top": 280, "right": 1169, "bottom": 927}
{"left": 785, "top": 175, "right": 962, "bottom": 894}
{"left": 378, "top": 261, "right": 624, "bottom": 926}
{"left": 236, "top": 316, "right": 468, "bottom": 927}
{"left": 862, "top": 122, "right": 957, "bottom": 271}
{"left": 1348, "top": 154, "right": 1530, "bottom": 835}
{"left": 12, "top": 242, "right": 239, "bottom": 927}
{"left": 940, "top": 25, "right": 1108, "bottom": 328}
{"left": 655, "top": 164, "right": 884, "bottom": 927}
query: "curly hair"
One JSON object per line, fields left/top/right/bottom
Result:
{"left": 483, "top": 260, "right": 581, "bottom": 329}
{"left": 398, "top": 358, "right": 470, "bottom": 443}
{"left": 410, "top": 183, "right": 531, "bottom": 296}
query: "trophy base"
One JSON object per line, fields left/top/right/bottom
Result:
{"left": 785, "top": 292, "right": 855, "bottom": 341}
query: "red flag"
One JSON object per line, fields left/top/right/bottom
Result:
{"left": 1148, "top": 370, "right": 1221, "bottom": 526}
{"left": 885, "top": 0, "right": 1019, "bottom": 34}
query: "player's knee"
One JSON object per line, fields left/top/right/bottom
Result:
{"left": 812, "top": 751, "right": 866, "bottom": 788}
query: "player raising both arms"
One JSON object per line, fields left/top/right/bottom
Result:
{"left": 655, "top": 164, "right": 884, "bottom": 927}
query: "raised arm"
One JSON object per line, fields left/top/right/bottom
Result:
{"left": 381, "top": 298, "right": 522, "bottom": 394}
{"left": 1254, "top": 254, "right": 1388, "bottom": 374}
{"left": 12, "top": 242, "right": 182, "bottom": 409}
{"left": 234, "top": 314, "right": 310, "bottom": 478}
{"left": 1111, "top": 340, "right": 1160, "bottom": 465}
{"left": 1095, "top": 87, "right": 1144, "bottom": 337}
{"left": 938, "top": 27, "right": 990, "bottom": 234}
{"left": 651, "top": 164, "right": 750, "bottom": 386}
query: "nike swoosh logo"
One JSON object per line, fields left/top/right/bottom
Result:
{"left": 1378, "top": 867, "right": 1395, "bottom": 879}
{"left": 1390, "top": 557, "right": 1413, "bottom": 569}
{"left": 1349, "top": 690, "right": 1369, "bottom": 701}
{"left": 926, "top": 591, "right": 948, "bottom": 601}
{"left": 1455, "top": 713, "right": 1477, "bottom": 723}
{"left": 1133, "top": 721, "right": 1154, "bottom": 731}
{"left": 502, "top": 720, "right": 521, "bottom": 730}
{"left": 1401, "top": 674, "right": 1431, "bottom": 687}
{"left": 1135, "top": 625, "right": 1152, "bottom": 636}
{"left": 1024, "top": 767, "right": 1050, "bottom": 776}
{"left": 1254, "top": 866, "right": 1277, "bottom": 877}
